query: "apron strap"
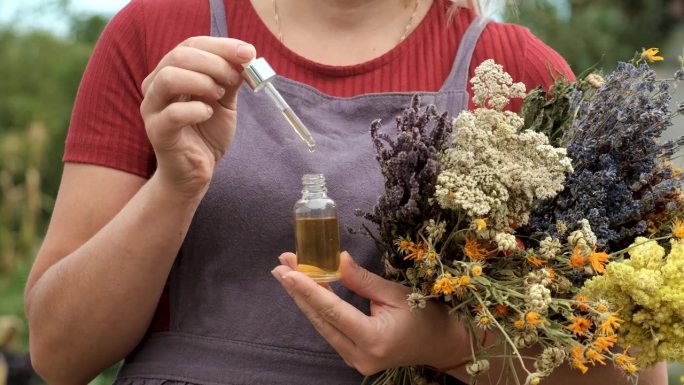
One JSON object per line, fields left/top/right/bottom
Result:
{"left": 209, "top": 0, "right": 228, "bottom": 38}
{"left": 440, "top": 16, "right": 490, "bottom": 92}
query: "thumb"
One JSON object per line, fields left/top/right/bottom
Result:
{"left": 339, "top": 251, "right": 409, "bottom": 304}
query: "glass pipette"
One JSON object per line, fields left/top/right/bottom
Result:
{"left": 242, "top": 58, "right": 316, "bottom": 152}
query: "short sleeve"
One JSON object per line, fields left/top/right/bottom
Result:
{"left": 519, "top": 27, "right": 575, "bottom": 88}
{"left": 63, "top": 0, "right": 156, "bottom": 178}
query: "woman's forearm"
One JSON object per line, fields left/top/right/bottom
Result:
{"left": 25, "top": 171, "right": 204, "bottom": 385}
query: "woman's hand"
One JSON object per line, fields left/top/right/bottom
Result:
{"left": 271, "top": 252, "right": 468, "bottom": 376}
{"left": 140, "top": 37, "right": 255, "bottom": 198}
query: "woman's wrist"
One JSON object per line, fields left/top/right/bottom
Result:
{"left": 148, "top": 170, "right": 209, "bottom": 207}
{"left": 425, "top": 315, "right": 471, "bottom": 375}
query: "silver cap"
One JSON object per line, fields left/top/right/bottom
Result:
{"left": 242, "top": 57, "right": 276, "bottom": 92}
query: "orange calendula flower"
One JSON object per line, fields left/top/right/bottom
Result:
{"left": 570, "top": 244, "right": 587, "bottom": 268}
{"left": 642, "top": 47, "right": 664, "bottom": 62}
{"left": 575, "top": 294, "right": 589, "bottom": 312}
{"left": 525, "top": 311, "right": 543, "bottom": 326}
{"left": 493, "top": 304, "right": 509, "bottom": 318}
{"left": 585, "top": 348, "right": 606, "bottom": 366}
{"left": 464, "top": 238, "right": 487, "bottom": 261}
{"left": 527, "top": 255, "right": 545, "bottom": 267}
{"left": 570, "top": 345, "right": 589, "bottom": 374}
{"left": 598, "top": 313, "right": 623, "bottom": 335}
{"left": 567, "top": 316, "right": 593, "bottom": 336}
{"left": 593, "top": 334, "right": 618, "bottom": 353}
{"left": 514, "top": 319, "right": 525, "bottom": 329}
{"left": 432, "top": 273, "right": 456, "bottom": 295}
{"left": 588, "top": 249, "right": 610, "bottom": 274}
{"left": 615, "top": 350, "right": 638, "bottom": 373}
{"left": 403, "top": 241, "right": 429, "bottom": 261}
{"left": 396, "top": 238, "right": 412, "bottom": 251}
{"left": 673, "top": 218, "right": 684, "bottom": 239}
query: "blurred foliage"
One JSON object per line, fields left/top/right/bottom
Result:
{"left": 505, "top": 0, "right": 682, "bottom": 71}
{"left": 0, "top": 8, "right": 108, "bottom": 384}
{"left": 0, "top": 15, "right": 106, "bottom": 274}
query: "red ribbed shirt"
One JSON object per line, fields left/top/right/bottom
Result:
{"left": 64, "top": 0, "right": 574, "bottom": 333}
{"left": 65, "top": 0, "right": 574, "bottom": 179}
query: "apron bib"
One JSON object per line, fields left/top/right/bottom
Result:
{"left": 116, "top": 2, "right": 488, "bottom": 384}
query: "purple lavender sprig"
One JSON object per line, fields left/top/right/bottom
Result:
{"left": 357, "top": 96, "right": 452, "bottom": 259}
{"left": 530, "top": 62, "right": 684, "bottom": 249}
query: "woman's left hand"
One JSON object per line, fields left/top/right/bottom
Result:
{"left": 271, "top": 252, "right": 468, "bottom": 376}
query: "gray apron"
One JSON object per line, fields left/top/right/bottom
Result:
{"left": 115, "top": 1, "right": 488, "bottom": 384}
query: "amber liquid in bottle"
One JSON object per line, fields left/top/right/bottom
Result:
{"left": 295, "top": 217, "right": 341, "bottom": 280}
{"left": 293, "top": 174, "right": 341, "bottom": 282}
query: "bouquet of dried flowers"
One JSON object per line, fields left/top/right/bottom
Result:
{"left": 356, "top": 49, "right": 684, "bottom": 385}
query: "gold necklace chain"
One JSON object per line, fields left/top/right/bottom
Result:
{"left": 272, "top": 0, "right": 421, "bottom": 44}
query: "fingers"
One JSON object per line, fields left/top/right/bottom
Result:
{"left": 141, "top": 37, "right": 256, "bottom": 112}
{"left": 177, "top": 37, "right": 255, "bottom": 110}
{"left": 142, "top": 67, "right": 226, "bottom": 115}
{"left": 271, "top": 266, "right": 371, "bottom": 344}
{"left": 278, "top": 252, "right": 297, "bottom": 269}
{"left": 339, "top": 252, "right": 409, "bottom": 305}
{"left": 144, "top": 101, "right": 214, "bottom": 148}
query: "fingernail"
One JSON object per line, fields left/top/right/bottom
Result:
{"left": 206, "top": 105, "right": 214, "bottom": 115}
{"left": 236, "top": 43, "right": 255, "bottom": 60}
{"left": 217, "top": 87, "right": 225, "bottom": 97}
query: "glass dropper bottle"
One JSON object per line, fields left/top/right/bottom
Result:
{"left": 242, "top": 58, "right": 316, "bottom": 151}
{"left": 293, "top": 174, "right": 341, "bottom": 282}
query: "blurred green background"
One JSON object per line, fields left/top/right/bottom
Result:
{"left": 0, "top": 0, "right": 682, "bottom": 384}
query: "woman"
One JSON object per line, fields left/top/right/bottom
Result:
{"left": 23, "top": 0, "right": 668, "bottom": 384}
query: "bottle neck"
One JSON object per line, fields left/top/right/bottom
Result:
{"left": 301, "top": 174, "right": 328, "bottom": 199}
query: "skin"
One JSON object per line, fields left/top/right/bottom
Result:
{"left": 24, "top": 0, "right": 668, "bottom": 384}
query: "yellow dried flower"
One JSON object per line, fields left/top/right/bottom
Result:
{"left": 585, "top": 348, "right": 606, "bottom": 366}
{"left": 593, "top": 334, "right": 617, "bottom": 353}
{"left": 476, "top": 314, "right": 492, "bottom": 329}
{"left": 596, "top": 302, "right": 609, "bottom": 313}
{"left": 525, "top": 311, "right": 543, "bottom": 326}
{"left": 570, "top": 345, "right": 589, "bottom": 374}
{"left": 432, "top": 273, "right": 456, "bottom": 295}
{"left": 473, "top": 218, "right": 487, "bottom": 231}
{"left": 470, "top": 264, "right": 483, "bottom": 277}
{"left": 641, "top": 47, "right": 664, "bottom": 62}
{"left": 614, "top": 350, "right": 638, "bottom": 374}
{"left": 598, "top": 313, "right": 622, "bottom": 335}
